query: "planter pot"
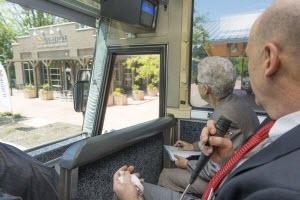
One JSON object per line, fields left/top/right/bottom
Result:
{"left": 107, "top": 94, "right": 114, "bottom": 106}
{"left": 40, "top": 90, "right": 54, "bottom": 100}
{"left": 132, "top": 90, "right": 144, "bottom": 100}
{"left": 147, "top": 87, "right": 158, "bottom": 97}
{"left": 24, "top": 89, "right": 37, "bottom": 98}
{"left": 113, "top": 94, "right": 128, "bottom": 106}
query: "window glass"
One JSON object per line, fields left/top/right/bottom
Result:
{"left": 23, "top": 63, "right": 34, "bottom": 85}
{"left": 102, "top": 54, "right": 160, "bottom": 133}
{"left": 0, "top": 2, "right": 95, "bottom": 150}
{"left": 190, "top": 0, "right": 273, "bottom": 111}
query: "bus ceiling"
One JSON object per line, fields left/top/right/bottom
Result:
{"left": 8, "top": 0, "right": 162, "bottom": 31}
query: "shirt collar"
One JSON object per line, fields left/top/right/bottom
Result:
{"left": 268, "top": 110, "right": 300, "bottom": 141}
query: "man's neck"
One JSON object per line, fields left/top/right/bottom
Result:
{"left": 266, "top": 87, "right": 300, "bottom": 120}
{"left": 208, "top": 95, "right": 219, "bottom": 108}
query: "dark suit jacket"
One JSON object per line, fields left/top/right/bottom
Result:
{"left": 0, "top": 143, "right": 58, "bottom": 200}
{"left": 215, "top": 123, "right": 300, "bottom": 200}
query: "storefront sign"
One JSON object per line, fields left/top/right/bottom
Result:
{"left": 37, "top": 34, "right": 68, "bottom": 48}
{"left": 0, "top": 63, "right": 12, "bottom": 112}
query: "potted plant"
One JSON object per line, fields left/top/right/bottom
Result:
{"left": 132, "top": 84, "right": 144, "bottom": 101}
{"left": 24, "top": 84, "right": 37, "bottom": 98}
{"left": 147, "top": 83, "right": 158, "bottom": 97}
{"left": 113, "top": 88, "right": 128, "bottom": 106}
{"left": 40, "top": 83, "right": 54, "bottom": 100}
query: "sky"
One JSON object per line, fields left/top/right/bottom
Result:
{"left": 195, "top": 0, "right": 274, "bottom": 20}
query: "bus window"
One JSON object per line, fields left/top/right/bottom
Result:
{"left": 0, "top": 2, "right": 96, "bottom": 150}
{"left": 190, "top": 0, "right": 273, "bottom": 112}
{"left": 102, "top": 53, "right": 161, "bottom": 133}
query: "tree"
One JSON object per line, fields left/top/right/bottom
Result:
{"left": 21, "top": 9, "right": 67, "bottom": 33}
{"left": 124, "top": 55, "right": 160, "bottom": 89}
{"left": 0, "top": 0, "right": 68, "bottom": 35}
{"left": 230, "top": 57, "right": 249, "bottom": 78}
{"left": 192, "top": 15, "right": 209, "bottom": 59}
{"left": 0, "top": 20, "right": 16, "bottom": 78}
{"left": 190, "top": 15, "right": 209, "bottom": 82}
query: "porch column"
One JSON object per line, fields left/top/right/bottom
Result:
{"left": 42, "top": 60, "right": 52, "bottom": 85}
{"left": 29, "top": 60, "right": 40, "bottom": 97}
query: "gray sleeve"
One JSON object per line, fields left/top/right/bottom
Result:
{"left": 192, "top": 142, "right": 200, "bottom": 151}
{"left": 187, "top": 159, "right": 220, "bottom": 182}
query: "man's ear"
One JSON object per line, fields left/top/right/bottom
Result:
{"left": 263, "top": 43, "right": 280, "bottom": 77}
{"left": 203, "top": 84, "right": 210, "bottom": 95}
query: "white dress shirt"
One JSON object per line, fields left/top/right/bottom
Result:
{"left": 239, "top": 110, "right": 300, "bottom": 165}
{"left": 218, "top": 110, "right": 300, "bottom": 190}
{"left": 268, "top": 110, "right": 300, "bottom": 141}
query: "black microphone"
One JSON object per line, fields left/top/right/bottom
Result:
{"left": 188, "top": 116, "right": 232, "bottom": 185}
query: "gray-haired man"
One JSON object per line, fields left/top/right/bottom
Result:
{"left": 157, "top": 56, "right": 259, "bottom": 195}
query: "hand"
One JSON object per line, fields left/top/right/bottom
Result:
{"left": 199, "top": 120, "right": 234, "bottom": 164}
{"left": 113, "top": 165, "right": 141, "bottom": 200}
{"left": 174, "top": 140, "right": 193, "bottom": 151}
{"left": 174, "top": 155, "right": 188, "bottom": 169}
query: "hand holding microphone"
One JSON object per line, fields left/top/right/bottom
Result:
{"left": 179, "top": 116, "right": 233, "bottom": 200}
{"left": 199, "top": 119, "right": 234, "bottom": 164}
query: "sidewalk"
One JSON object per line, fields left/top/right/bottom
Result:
{"left": 0, "top": 89, "right": 159, "bottom": 149}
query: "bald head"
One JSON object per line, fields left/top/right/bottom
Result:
{"left": 252, "top": 0, "right": 300, "bottom": 55}
{"left": 247, "top": 0, "right": 300, "bottom": 119}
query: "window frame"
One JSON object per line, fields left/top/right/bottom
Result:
{"left": 23, "top": 62, "right": 34, "bottom": 85}
{"left": 188, "top": 0, "right": 266, "bottom": 116}
{"left": 91, "top": 44, "right": 167, "bottom": 136}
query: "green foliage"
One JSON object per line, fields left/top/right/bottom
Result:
{"left": 132, "top": 84, "right": 140, "bottom": 91}
{"left": 20, "top": 9, "right": 68, "bottom": 33}
{"left": 0, "top": 112, "right": 12, "bottom": 117}
{"left": 147, "top": 83, "right": 156, "bottom": 90}
{"left": 25, "top": 84, "right": 35, "bottom": 90}
{"left": 0, "top": 1, "right": 68, "bottom": 35}
{"left": 192, "top": 15, "right": 209, "bottom": 59}
{"left": 42, "top": 83, "right": 51, "bottom": 91}
{"left": 13, "top": 113, "right": 22, "bottom": 119}
{"left": 229, "top": 57, "right": 249, "bottom": 77}
{"left": 124, "top": 55, "right": 160, "bottom": 87}
{"left": 0, "top": 20, "right": 16, "bottom": 66}
{"left": 0, "top": 112, "right": 22, "bottom": 119}
{"left": 113, "top": 88, "right": 123, "bottom": 96}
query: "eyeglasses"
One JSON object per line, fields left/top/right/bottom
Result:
{"left": 194, "top": 80, "right": 205, "bottom": 85}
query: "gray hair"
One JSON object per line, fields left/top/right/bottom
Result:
{"left": 197, "top": 56, "right": 236, "bottom": 99}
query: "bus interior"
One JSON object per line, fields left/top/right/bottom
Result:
{"left": 1, "top": 0, "right": 273, "bottom": 199}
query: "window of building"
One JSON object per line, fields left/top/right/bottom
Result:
{"left": 23, "top": 62, "right": 34, "bottom": 85}
{"left": 190, "top": 0, "right": 273, "bottom": 112}
{"left": 101, "top": 54, "right": 161, "bottom": 133}
{"left": 40, "top": 65, "right": 49, "bottom": 85}
{"left": 50, "top": 67, "right": 61, "bottom": 89}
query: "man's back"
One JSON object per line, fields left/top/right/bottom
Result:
{"left": 0, "top": 143, "right": 58, "bottom": 200}
{"left": 212, "top": 94, "right": 259, "bottom": 149}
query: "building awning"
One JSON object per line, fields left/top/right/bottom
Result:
{"left": 7, "top": 56, "right": 93, "bottom": 68}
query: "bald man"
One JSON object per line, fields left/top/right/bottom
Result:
{"left": 113, "top": 0, "right": 300, "bottom": 199}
